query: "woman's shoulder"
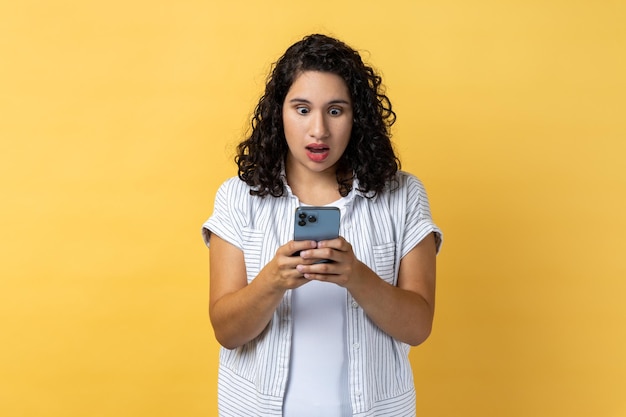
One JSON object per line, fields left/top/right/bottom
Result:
{"left": 215, "top": 175, "right": 283, "bottom": 211}
{"left": 390, "top": 170, "right": 427, "bottom": 193}
{"left": 213, "top": 176, "right": 255, "bottom": 207}
{"left": 370, "top": 171, "right": 431, "bottom": 211}
{"left": 216, "top": 175, "right": 252, "bottom": 195}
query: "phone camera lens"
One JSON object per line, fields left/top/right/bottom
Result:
{"left": 308, "top": 215, "right": 317, "bottom": 223}
{"left": 298, "top": 220, "right": 306, "bottom": 226}
{"left": 299, "top": 212, "right": 307, "bottom": 219}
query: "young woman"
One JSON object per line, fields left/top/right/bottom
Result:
{"left": 202, "top": 34, "right": 442, "bottom": 417}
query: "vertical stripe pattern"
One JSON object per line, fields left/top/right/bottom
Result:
{"left": 202, "top": 171, "right": 442, "bottom": 416}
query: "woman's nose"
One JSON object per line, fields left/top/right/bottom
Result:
{"left": 308, "top": 111, "right": 329, "bottom": 138}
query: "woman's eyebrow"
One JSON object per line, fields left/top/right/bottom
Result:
{"left": 288, "top": 98, "right": 351, "bottom": 105}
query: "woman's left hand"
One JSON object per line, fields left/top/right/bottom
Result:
{"left": 295, "top": 237, "right": 363, "bottom": 287}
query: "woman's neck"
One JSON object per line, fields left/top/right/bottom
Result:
{"left": 285, "top": 166, "right": 342, "bottom": 206}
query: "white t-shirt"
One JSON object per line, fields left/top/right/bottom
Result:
{"left": 283, "top": 198, "right": 352, "bottom": 416}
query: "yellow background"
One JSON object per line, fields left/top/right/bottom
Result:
{"left": 1, "top": 1, "right": 625, "bottom": 416}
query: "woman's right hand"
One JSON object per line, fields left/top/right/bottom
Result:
{"left": 260, "top": 239, "right": 320, "bottom": 291}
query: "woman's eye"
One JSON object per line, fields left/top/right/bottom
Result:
{"left": 296, "top": 107, "right": 309, "bottom": 115}
{"left": 329, "top": 108, "right": 342, "bottom": 116}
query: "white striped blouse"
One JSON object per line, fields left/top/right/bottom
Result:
{"left": 202, "top": 171, "right": 442, "bottom": 416}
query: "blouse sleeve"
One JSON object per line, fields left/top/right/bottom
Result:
{"left": 400, "top": 173, "right": 443, "bottom": 258}
{"left": 201, "top": 177, "right": 246, "bottom": 250}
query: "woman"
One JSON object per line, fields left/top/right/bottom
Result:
{"left": 202, "top": 34, "right": 442, "bottom": 416}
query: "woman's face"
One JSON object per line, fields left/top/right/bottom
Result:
{"left": 282, "top": 71, "right": 353, "bottom": 177}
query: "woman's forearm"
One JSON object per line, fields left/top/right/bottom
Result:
{"left": 210, "top": 274, "right": 286, "bottom": 349}
{"left": 347, "top": 262, "right": 435, "bottom": 346}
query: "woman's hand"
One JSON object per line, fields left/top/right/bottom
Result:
{"left": 261, "top": 239, "right": 322, "bottom": 290}
{"left": 295, "top": 237, "right": 361, "bottom": 287}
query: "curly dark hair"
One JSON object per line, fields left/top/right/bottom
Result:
{"left": 236, "top": 33, "right": 399, "bottom": 198}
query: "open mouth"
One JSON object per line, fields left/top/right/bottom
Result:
{"left": 306, "top": 145, "right": 329, "bottom": 153}
{"left": 305, "top": 144, "right": 330, "bottom": 162}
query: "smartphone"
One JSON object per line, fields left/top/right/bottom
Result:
{"left": 293, "top": 206, "right": 340, "bottom": 262}
{"left": 294, "top": 206, "right": 340, "bottom": 241}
